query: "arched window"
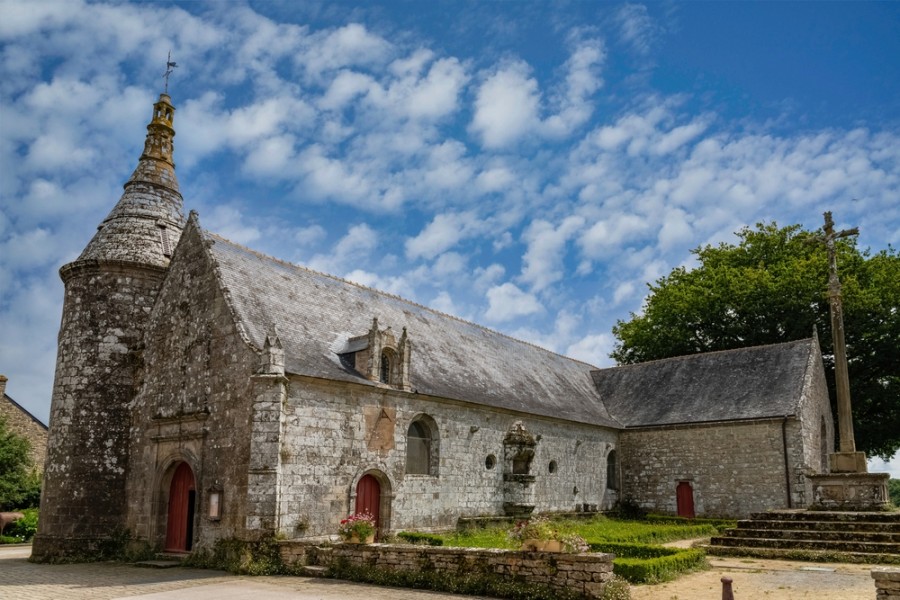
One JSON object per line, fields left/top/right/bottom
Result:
{"left": 406, "top": 417, "right": 438, "bottom": 475}
{"left": 606, "top": 450, "right": 618, "bottom": 490}
{"left": 380, "top": 352, "right": 391, "bottom": 384}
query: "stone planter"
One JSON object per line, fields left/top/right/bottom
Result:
{"left": 523, "top": 539, "right": 563, "bottom": 552}
{"left": 346, "top": 533, "right": 375, "bottom": 544}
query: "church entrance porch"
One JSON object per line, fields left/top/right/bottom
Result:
{"left": 351, "top": 470, "right": 392, "bottom": 539}
{"left": 165, "top": 462, "right": 196, "bottom": 552}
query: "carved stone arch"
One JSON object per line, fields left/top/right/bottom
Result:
{"left": 406, "top": 413, "right": 440, "bottom": 476}
{"left": 349, "top": 468, "right": 395, "bottom": 536}
{"left": 151, "top": 450, "right": 201, "bottom": 551}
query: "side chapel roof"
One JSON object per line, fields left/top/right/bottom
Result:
{"left": 591, "top": 338, "right": 819, "bottom": 428}
{"left": 197, "top": 223, "right": 621, "bottom": 428}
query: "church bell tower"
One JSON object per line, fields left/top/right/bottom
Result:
{"left": 32, "top": 93, "right": 185, "bottom": 560}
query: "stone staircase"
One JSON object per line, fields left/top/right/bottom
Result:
{"left": 708, "top": 510, "right": 900, "bottom": 565}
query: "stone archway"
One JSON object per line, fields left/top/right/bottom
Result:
{"left": 163, "top": 461, "right": 196, "bottom": 552}
{"left": 350, "top": 469, "right": 393, "bottom": 538}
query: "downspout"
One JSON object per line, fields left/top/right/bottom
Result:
{"left": 782, "top": 417, "right": 793, "bottom": 508}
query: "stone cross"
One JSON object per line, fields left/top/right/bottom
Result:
{"left": 812, "top": 211, "right": 859, "bottom": 455}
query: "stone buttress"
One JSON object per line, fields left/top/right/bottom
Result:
{"left": 32, "top": 94, "right": 185, "bottom": 560}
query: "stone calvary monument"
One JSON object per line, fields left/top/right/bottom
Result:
{"left": 807, "top": 211, "right": 890, "bottom": 511}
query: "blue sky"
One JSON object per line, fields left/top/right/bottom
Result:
{"left": 1, "top": 1, "right": 898, "bottom": 474}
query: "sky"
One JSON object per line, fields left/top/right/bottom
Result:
{"left": 1, "top": 1, "right": 898, "bottom": 476}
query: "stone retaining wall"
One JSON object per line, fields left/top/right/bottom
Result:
{"left": 873, "top": 568, "right": 900, "bottom": 599}
{"left": 280, "top": 541, "right": 615, "bottom": 599}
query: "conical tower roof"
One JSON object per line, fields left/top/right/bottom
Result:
{"left": 72, "top": 93, "right": 185, "bottom": 270}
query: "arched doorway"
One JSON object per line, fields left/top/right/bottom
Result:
{"left": 676, "top": 481, "right": 695, "bottom": 518}
{"left": 165, "top": 462, "right": 196, "bottom": 552}
{"left": 355, "top": 474, "right": 381, "bottom": 533}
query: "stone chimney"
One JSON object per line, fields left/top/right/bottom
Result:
{"left": 0, "top": 374, "right": 7, "bottom": 397}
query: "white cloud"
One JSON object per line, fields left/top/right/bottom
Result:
{"left": 485, "top": 282, "right": 543, "bottom": 322}
{"left": 566, "top": 333, "right": 615, "bottom": 368}
{"left": 299, "top": 23, "right": 393, "bottom": 77}
{"left": 203, "top": 205, "right": 261, "bottom": 245}
{"left": 470, "top": 61, "right": 540, "bottom": 148}
{"left": 405, "top": 212, "right": 479, "bottom": 260}
{"left": 307, "top": 224, "right": 378, "bottom": 274}
{"left": 615, "top": 3, "right": 658, "bottom": 56}
{"left": 520, "top": 216, "right": 585, "bottom": 291}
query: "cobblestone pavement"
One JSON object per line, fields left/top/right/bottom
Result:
{"left": 0, "top": 545, "right": 490, "bottom": 600}
{"left": 2, "top": 544, "right": 882, "bottom": 600}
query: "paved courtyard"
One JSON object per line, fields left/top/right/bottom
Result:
{"left": 0, "top": 544, "right": 882, "bottom": 600}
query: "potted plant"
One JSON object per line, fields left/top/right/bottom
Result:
{"left": 338, "top": 512, "right": 376, "bottom": 543}
{"left": 508, "top": 516, "right": 561, "bottom": 552}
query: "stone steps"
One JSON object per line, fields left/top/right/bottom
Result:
{"left": 723, "top": 528, "right": 900, "bottom": 543}
{"left": 705, "top": 544, "right": 900, "bottom": 565}
{"left": 708, "top": 510, "right": 900, "bottom": 562}
{"left": 737, "top": 519, "right": 900, "bottom": 532}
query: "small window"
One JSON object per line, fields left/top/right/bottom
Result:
{"left": 485, "top": 454, "right": 496, "bottom": 470}
{"left": 407, "top": 419, "right": 434, "bottom": 475}
{"left": 606, "top": 450, "right": 618, "bottom": 490}
{"left": 548, "top": 460, "right": 558, "bottom": 474}
{"left": 380, "top": 352, "right": 391, "bottom": 384}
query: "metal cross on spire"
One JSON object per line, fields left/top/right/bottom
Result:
{"left": 811, "top": 211, "right": 859, "bottom": 455}
{"left": 163, "top": 51, "right": 178, "bottom": 94}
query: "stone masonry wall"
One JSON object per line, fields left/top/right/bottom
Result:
{"left": 33, "top": 263, "right": 166, "bottom": 559}
{"left": 0, "top": 378, "right": 48, "bottom": 470}
{"left": 795, "top": 340, "right": 834, "bottom": 504}
{"left": 125, "top": 223, "right": 258, "bottom": 551}
{"left": 276, "top": 377, "right": 620, "bottom": 538}
{"left": 620, "top": 419, "right": 797, "bottom": 517}
{"left": 280, "top": 542, "right": 615, "bottom": 599}
{"left": 873, "top": 568, "right": 900, "bottom": 599}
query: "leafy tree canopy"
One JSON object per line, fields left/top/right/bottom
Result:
{"left": 611, "top": 222, "right": 900, "bottom": 459}
{"left": 0, "top": 416, "right": 41, "bottom": 511}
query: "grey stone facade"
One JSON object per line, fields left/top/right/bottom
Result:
{"left": 33, "top": 92, "right": 836, "bottom": 560}
{"left": 0, "top": 376, "right": 48, "bottom": 470}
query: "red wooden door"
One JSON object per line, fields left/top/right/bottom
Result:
{"left": 355, "top": 474, "right": 381, "bottom": 532}
{"left": 165, "top": 462, "right": 196, "bottom": 552}
{"left": 676, "top": 481, "right": 695, "bottom": 518}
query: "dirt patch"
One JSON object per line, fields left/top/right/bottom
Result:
{"left": 630, "top": 556, "right": 876, "bottom": 600}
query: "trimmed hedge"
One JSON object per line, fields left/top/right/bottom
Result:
{"left": 588, "top": 542, "right": 707, "bottom": 583}
{"left": 396, "top": 531, "right": 444, "bottom": 546}
{"left": 643, "top": 514, "right": 736, "bottom": 532}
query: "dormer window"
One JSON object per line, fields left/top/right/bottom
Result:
{"left": 337, "top": 318, "right": 412, "bottom": 391}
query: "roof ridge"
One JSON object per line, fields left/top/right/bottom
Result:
{"left": 201, "top": 229, "right": 600, "bottom": 369}
{"left": 602, "top": 337, "right": 813, "bottom": 371}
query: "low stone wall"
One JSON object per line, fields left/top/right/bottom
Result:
{"left": 873, "top": 568, "right": 900, "bottom": 599}
{"left": 279, "top": 541, "right": 615, "bottom": 599}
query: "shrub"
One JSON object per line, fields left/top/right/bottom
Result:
{"left": 397, "top": 531, "right": 444, "bottom": 546}
{"left": 5, "top": 508, "right": 38, "bottom": 542}
{"left": 589, "top": 543, "right": 707, "bottom": 583}
{"left": 337, "top": 512, "right": 376, "bottom": 541}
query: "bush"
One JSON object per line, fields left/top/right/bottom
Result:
{"left": 589, "top": 542, "right": 707, "bottom": 584}
{"left": 5, "top": 508, "right": 38, "bottom": 542}
{"left": 396, "top": 531, "right": 444, "bottom": 546}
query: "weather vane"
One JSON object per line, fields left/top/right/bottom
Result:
{"left": 163, "top": 51, "right": 178, "bottom": 94}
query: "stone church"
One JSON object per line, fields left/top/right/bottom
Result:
{"left": 32, "top": 93, "right": 834, "bottom": 560}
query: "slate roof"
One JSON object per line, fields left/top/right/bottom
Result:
{"left": 591, "top": 339, "right": 816, "bottom": 427}
{"left": 200, "top": 225, "right": 621, "bottom": 428}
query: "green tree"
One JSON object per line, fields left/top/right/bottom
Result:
{"left": 612, "top": 222, "right": 900, "bottom": 459}
{"left": 889, "top": 479, "right": 900, "bottom": 507}
{"left": 0, "top": 416, "right": 42, "bottom": 510}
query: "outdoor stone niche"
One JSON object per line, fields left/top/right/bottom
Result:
{"left": 339, "top": 318, "right": 412, "bottom": 391}
{"left": 502, "top": 421, "right": 537, "bottom": 516}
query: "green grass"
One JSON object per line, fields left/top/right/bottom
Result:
{"left": 428, "top": 514, "right": 732, "bottom": 584}
{"left": 437, "top": 514, "right": 729, "bottom": 549}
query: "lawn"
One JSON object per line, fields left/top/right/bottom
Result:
{"left": 419, "top": 514, "right": 736, "bottom": 584}
{"left": 437, "top": 514, "right": 730, "bottom": 548}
